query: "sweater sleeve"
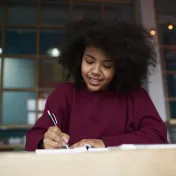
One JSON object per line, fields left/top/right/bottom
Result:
{"left": 102, "top": 87, "right": 168, "bottom": 147}
{"left": 25, "top": 83, "right": 73, "bottom": 151}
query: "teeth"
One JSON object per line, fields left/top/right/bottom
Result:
{"left": 90, "top": 78, "right": 100, "bottom": 82}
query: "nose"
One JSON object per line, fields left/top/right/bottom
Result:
{"left": 92, "top": 64, "right": 101, "bottom": 76}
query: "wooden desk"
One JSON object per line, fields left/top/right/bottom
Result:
{"left": 0, "top": 149, "right": 176, "bottom": 176}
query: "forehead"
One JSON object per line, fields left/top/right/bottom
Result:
{"left": 84, "top": 46, "right": 110, "bottom": 60}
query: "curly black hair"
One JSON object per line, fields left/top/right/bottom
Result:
{"left": 59, "top": 18, "right": 157, "bottom": 93}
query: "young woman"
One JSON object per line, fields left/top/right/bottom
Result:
{"left": 25, "top": 18, "right": 168, "bottom": 151}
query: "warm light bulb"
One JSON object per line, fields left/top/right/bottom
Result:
{"left": 168, "top": 24, "right": 173, "bottom": 30}
{"left": 150, "top": 30, "right": 156, "bottom": 36}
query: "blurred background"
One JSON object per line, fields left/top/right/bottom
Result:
{"left": 0, "top": 0, "right": 175, "bottom": 151}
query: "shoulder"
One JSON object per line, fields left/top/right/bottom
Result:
{"left": 126, "top": 86, "right": 159, "bottom": 116}
{"left": 129, "top": 86, "right": 149, "bottom": 97}
{"left": 127, "top": 86, "right": 153, "bottom": 105}
{"left": 47, "top": 82, "right": 75, "bottom": 104}
{"left": 54, "top": 82, "right": 75, "bottom": 93}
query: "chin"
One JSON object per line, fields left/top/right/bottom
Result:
{"left": 88, "top": 88, "right": 100, "bottom": 92}
{"left": 87, "top": 85, "right": 104, "bottom": 92}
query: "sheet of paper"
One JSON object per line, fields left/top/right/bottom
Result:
{"left": 88, "top": 148, "right": 109, "bottom": 152}
{"left": 112, "top": 144, "right": 176, "bottom": 150}
{"left": 36, "top": 146, "right": 109, "bottom": 154}
{"left": 36, "top": 146, "right": 87, "bottom": 155}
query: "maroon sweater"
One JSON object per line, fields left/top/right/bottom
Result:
{"left": 25, "top": 83, "right": 168, "bottom": 151}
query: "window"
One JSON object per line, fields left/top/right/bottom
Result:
{"left": 156, "top": 0, "right": 176, "bottom": 123}
{"left": 0, "top": 0, "right": 135, "bottom": 147}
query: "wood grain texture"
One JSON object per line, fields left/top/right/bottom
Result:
{"left": 0, "top": 149, "right": 176, "bottom": 176}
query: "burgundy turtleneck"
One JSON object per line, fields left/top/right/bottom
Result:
{"left": 25, "top": 83, "right": 168, "bottom": 151}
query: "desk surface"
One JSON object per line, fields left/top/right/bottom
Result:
{"left": 0, "top": 148, "right": 176, "bottom": 176}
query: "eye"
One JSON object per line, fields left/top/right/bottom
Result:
{"left": 85, "top": 57, "right": 94, "bottom": 64}
{"left": 103, "top": 65, "right": 111, "bottom": 69}
{"left": 86, "top": 60, "right": 93, "bottom": 64}
{"left": 103, "top": 63, "right": 113, "bottom": 69}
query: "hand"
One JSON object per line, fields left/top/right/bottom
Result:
{"left": 43, "top": 126, "right": 70, "bottom": 149}
{"left": 70, "top": 139, "right": 105, "bottom": 149}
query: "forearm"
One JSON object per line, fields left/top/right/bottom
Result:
{"left": 102, "top": 129, "right": 168, "bottom": 147}
{"left": 25, "top": 129, "right": 45, "bottom": 151}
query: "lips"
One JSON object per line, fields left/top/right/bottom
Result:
{"left": 88, "top": 77, "right": 102, "bottom": 85}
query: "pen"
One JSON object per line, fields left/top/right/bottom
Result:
{"left": 47, "top": 110, "right": 69, "bottom": 149}
{"left": 47, "top": 110, "right": 57, "bottom": 126}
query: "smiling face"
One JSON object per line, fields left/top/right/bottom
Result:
{"left": 81, "top": 46, "right": 115, "bottom": 92}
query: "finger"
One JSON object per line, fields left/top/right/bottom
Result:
{"left": 44, "top": 138, "right": 63, "bottom": 149}
{"left": 62, "top": 133, "right": 70, "bottom": 144}
{"left": 85, "top": 140, "right": 95, "bottom": 147}
{"left": 45, "top": 131, "right": 63, "bottom": 144}
{"left": 44, "top": 141, "right": 60, "bottom": 149}
{"left": 45, "top": 144, "right": 61, "bottom": 149}
{"left": 85, "top": 139, "right": 104, "bottom": 148}
{"left": 70, "top": 140, "right": 87, "bottom": 149}
{"left": 49, "top": 126, "right": 62, "bottom": 135}
{"left": 70, "top": 142, "right": 80, "bottom": 149}
{"left": 76, "top": 139, "right": 94, "bottom": 148}
{"left": 44, "top": 145, "right": 53, "bottom": 149}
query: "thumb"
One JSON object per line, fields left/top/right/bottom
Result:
{"left": 62, "top": 133, "right": 70, "bottom": 144}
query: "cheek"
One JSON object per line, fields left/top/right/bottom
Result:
{"left": 103, "top": 69, "right": 115, "bottom": 80}
{"left": 81, "top": 61, "right": 89, "bottom": 76}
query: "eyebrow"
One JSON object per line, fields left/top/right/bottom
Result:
{"left": 86, "top": 54, "right": 114, "bottom": 62}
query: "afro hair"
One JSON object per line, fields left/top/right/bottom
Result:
{"left": 59, "top": 18, "right": 157, "bottom": 93}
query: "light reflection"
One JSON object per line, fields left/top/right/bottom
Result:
{"left": 0, "top": 48, "right": 2, "bottom": 54}
{"left": 47, "top": 48, "right": 60, "bottom": 57}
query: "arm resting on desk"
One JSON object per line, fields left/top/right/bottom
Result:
{"left": 102, "top": 121, "right": 168, "bottom": 147}
{"left": 102, "top": 87, "right": 168, "bottom": 147}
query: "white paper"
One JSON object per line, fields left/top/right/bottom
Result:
{"left": 88, "top": 148, "right": 109, "bottom": 152}
{"left": 113, "top": 144, "right": 176, "bottom": 150}
{"left": 36, "top": 144, "right": 109, "bottom": 154}
{"left": 36, "top": 146, "right": 87, "bottom": 155}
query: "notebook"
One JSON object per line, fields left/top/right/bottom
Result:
{"left": 36, "top": 144, "right": 176, "bottom": 154}
{"left": 115, "top": 144, "right": 176, "bottom": 150}
{"left": 36, "top": 144, "right": 109, "bottom": 154}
